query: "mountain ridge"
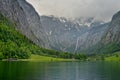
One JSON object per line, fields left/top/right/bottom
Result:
{"left": 41, "top": 15, "right": 109, "bottom": 53}
{"left": 0, "top": 0, "right": 120, "bottom": 54}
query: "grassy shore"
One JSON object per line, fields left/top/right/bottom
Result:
{"left": 105, "top": 52, "right": 120, "bottom": 61}
{"left": 87, "top": 52, "right": 120, "bottom": 61}
{"left": 105, "top": 56, "right": 120, "bottom": 61}
{"left": 28, "top": 52, "right": 120, "bottom": 62}
{"left": 2, "top": 54, "right": 78, "bottom": 62}
{"left": 16, "top": 54, "right": 76, "bottom": 62}
{"left": 2, "top": 52, "right": 120, "bottom": 62}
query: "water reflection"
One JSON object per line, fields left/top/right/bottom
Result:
{"left": 0, "top": 61, "right": 120, "bottom": 80}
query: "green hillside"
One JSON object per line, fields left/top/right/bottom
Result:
{"left": 0, "top": 13, "right": 43, "bottom": 59}
{"left": 0, "top": 13, "right": 60, "bottom": 59}
{"left": 0, "top": 13, "right": 87, "bottom": 60}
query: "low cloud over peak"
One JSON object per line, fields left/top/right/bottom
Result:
{"left": 27, "top": 0, "right": 120, "bottom": 21}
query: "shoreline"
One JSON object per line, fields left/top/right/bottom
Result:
{"left": 0, "top": 58, "right": 78, "bottom": 62}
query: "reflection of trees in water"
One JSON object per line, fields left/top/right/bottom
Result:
{"left": 0, "top": 62, "right": 120, "bottom": 80}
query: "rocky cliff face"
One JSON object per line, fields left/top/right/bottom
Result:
{"left": 102, "top": 11, "right": 120, "bottom": 44}
{"left": 41, "top": 16, "right": 109, "bottom": 53}
{"left": 97, "top": 11, "right": 120, "bottom": 53}
{"left": 41, "top": 16, "right": 89, "bottom": 52}
{"left": 76, "top": 23, "right": 109, "bottom": 53}
{"left": 0, "top": 0, "right": 48, "bottom": 48}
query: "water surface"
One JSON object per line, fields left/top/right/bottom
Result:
{"left": 0, "top": 61, "right": 120, "bottom": 80}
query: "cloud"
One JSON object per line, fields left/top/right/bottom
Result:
{"left": 27, "top": 0, "right": 120, "bottom": 21}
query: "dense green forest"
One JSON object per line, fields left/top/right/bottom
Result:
{"left": 0, "top": 13, "right": 87, "bottom": 60}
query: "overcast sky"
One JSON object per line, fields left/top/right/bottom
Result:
{"left": 27, "top": 0, "right": 120, "bottom": 21}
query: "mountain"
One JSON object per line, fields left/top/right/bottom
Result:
{"left": 0, "top": 0, "right": 80, "bottom": 59}
{"left": 0, "top": 0, "right": 49, "bottom": 48}
{"left": 41, "top": 15, "right": 109, "bottom": 53}
{"left": 102, "top": 11, "right": 120, "bottom": 44}
{"left": 0, "top": 12, "right": 86, "bottom": 59}
{"left": 0, "top": 0, "right": 119, "bottom": 54}
{"left": 76, "top": 23, "right": 109, "bottom": 53}
{"left": 93, "top": 11, "right": 120, "bottom": 54}
{"left": 41, "top": 16, "right": 89, "bottom": 52}
{"left": 0, "top": 12, "right": 50, "bottom": 59}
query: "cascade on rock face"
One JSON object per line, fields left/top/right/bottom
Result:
{"left": 40, "top": 16, "right": 109, "bottom": 53}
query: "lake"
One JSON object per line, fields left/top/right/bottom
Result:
{"left": 0, "top": 61, "right": 120, "bottom": 80}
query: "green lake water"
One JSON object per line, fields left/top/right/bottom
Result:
{"left": 0, "top": 61, "right": 120, "bottom": 80}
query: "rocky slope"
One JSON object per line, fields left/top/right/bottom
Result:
{"left": 102, "top": 11, "right": 120, "bottom": 44}
{"left": 41, "top": 16, "right": 109, "bottom": 53}
{"left": 95, "top": 11, "right": 120, "bottom": 54}
{"left": 76, "top": 23, "right": 109, "bottom": 53}
{"left": 0, "top": 0, "right": 48, "bottom": 48}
